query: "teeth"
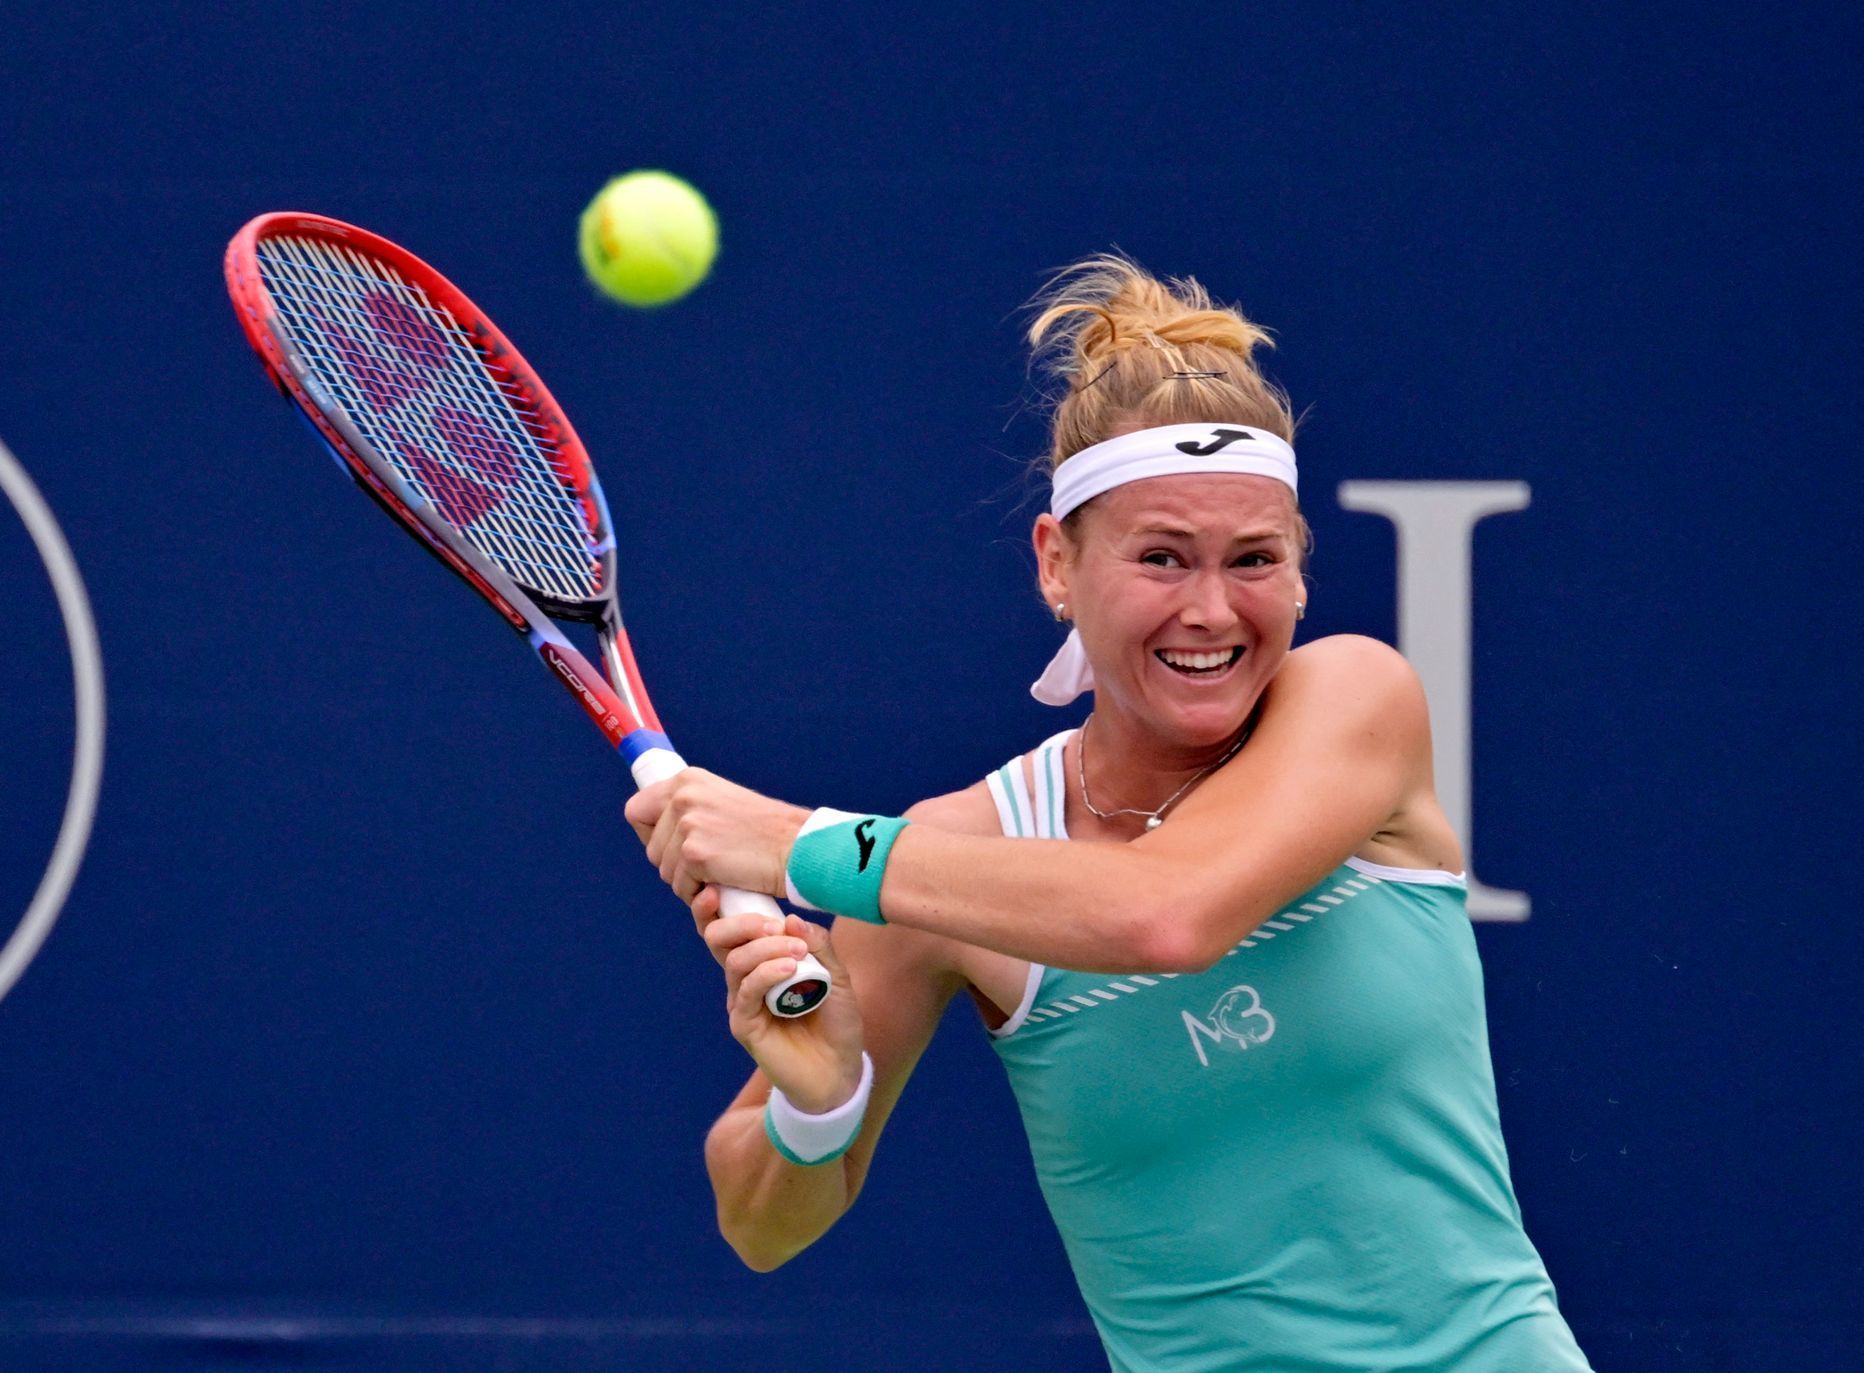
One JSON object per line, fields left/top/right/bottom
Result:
{"left": 1160, "top": 648, "right": 1237, "bottom": 671}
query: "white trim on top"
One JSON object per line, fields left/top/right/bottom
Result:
{"left": 1041, "top": 730, "right": 1073, "bottom": 841}
{"left": 988, "top": 959, "right": 1048, "bottom": 1039}
{"left": 984, "top": 769, "right": 1020, "bottom": 838}
{"left": 1003, "top": 759, "right": 1035, "bottom": 839}
{"left": 1345, "top": 855, "right": 1467, "bottom": 887}
{"left": 1029, "top": 734, "right": 1056, "bottom": 841}
{"left": 984, "top": 735, "right": 1076, "bottom": 1038}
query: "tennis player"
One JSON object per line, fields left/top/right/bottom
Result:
{"left": 626, "top": 256, "right": 1593, "bottom": 1372}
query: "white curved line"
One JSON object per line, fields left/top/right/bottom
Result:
{"left": 0, "top": 437, "right": 105, "bottom": 1005}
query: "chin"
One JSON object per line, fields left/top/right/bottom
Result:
{"left": 1146, "top": 667, "right": 1259, "bottom": 724}
{"left": 1152, "top": 693, "right": 1258, "bottom": 748}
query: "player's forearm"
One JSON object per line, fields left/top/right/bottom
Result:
{"left": 878, "top": 828, "right": 1236, "bottom": 972}
{"left": 704, "top": 1102, "right": 858, "bottom": 1271}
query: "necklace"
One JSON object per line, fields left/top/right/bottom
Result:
{"left": 1077, "top": 712, "right": 1254, "bottom": 831}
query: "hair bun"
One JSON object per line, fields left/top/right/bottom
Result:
{"left": 1025, "top": 253, "right": 1295, "bottom": 468}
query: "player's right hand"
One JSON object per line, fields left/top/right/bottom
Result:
{"left": 694, "top": 894, "right": 865, "bottom": 1113}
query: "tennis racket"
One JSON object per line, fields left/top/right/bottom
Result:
{"left": 224, "top": 211, "right": 830, "bottom": 1018}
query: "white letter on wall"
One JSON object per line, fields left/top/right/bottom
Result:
{"left": 1335, "top": 482, "right": 1531, "bottom": 922}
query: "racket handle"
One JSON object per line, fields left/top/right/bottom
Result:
{"left": 629, "top": 746, "right": 832, "bottom": 1019}
{"left": 717, "top": 888, "right": 834, "bottom": 1019}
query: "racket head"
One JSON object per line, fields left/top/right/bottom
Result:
{"left": 226, "top": 211, "right": 661, "bottom": 736}
{"left": 226, "top": 213, "right": 615, "bottom": 614}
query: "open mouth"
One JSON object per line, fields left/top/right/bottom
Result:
{"left": 1155, "top": 646, "right": 1244, "bottom": 677}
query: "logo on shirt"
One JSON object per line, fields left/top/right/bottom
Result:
{"left": 1182, "top": 984, "right": 1276, "bottom": 1067}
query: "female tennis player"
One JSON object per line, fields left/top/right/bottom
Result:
{"left": 626, "top": 256, "right": 1593, "bottom": 1372}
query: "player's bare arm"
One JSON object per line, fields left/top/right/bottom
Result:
{"left": 634, "top": 636, "right": 1437, "bottom": 973}
{"left": 696, "top": 789, "right": 988, "bottom": 1270}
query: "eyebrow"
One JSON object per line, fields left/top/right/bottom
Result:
{"left": 1132, "top": 523, "right": 1286, "bottom": 543}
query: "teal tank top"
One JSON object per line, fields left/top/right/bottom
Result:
{"left": 986, "top": 732, "right": 1591, "bottom": 1373}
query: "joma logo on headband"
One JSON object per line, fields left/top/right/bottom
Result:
{"left": 1174, "top": 428, "right": 1257, "bottom": 456}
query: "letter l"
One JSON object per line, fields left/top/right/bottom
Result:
{"left": 1336, "top": 481, "right": 1532, "bottom": 922}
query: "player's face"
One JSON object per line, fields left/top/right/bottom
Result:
{"left": 1044, "top": 474, "right": 1304, "bottom": 750}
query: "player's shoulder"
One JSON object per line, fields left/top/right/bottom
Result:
{"left": 1271, "top": 634, "right": 1430, "bottom": 725}
{"left": 903, "top": 777, "right": 1004, "bottom": 837}
{"left": 1286, "top": 631, "right": 1410, "bottom": 673}
{"left": 1281, "top": 634, "right": 1420, "bottom": 692}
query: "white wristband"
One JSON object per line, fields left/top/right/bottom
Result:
{"left": 764, "top": 1053, "right": 873, "bottom": 1166}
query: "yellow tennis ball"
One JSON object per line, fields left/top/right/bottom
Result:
{"left": 578, "top": 171, "right": 718, "bottom": 308}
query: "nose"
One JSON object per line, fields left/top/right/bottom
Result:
{"left": 1178, "top": 569, "right": 1240, "bottom": 634}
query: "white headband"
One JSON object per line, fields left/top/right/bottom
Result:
{"left": 1032, "top": 423, "right": 1300, "bottom": 707}
{"left": 1048, "top": 423, "right": 1297, "bottom": 521}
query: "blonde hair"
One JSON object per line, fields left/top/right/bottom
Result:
{"left": 1027, "top": 253, "right": 1296, "bottom": 470}
{"left": 1025, "top": 253, "right": 1307, "bottom": 559}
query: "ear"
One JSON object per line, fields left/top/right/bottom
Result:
{"left": 1033, "top": 514, "right": 1073, "bottom": 613}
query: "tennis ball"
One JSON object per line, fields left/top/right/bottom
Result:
{"left": 578, "top": 171, "right": 718, "bottom": 308}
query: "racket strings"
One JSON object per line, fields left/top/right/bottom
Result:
{"left": 257, "top": 235, "right": 605, "bottom": 604}
{"left": 267, "top": 237, "right": 593, "bottom": 590}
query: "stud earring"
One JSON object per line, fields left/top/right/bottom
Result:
{"left": 1053, "top": 602, "right": 1068, "bottom": 622}
{"left": 1294, "top": 601, "right": 1306, "bottom": 620}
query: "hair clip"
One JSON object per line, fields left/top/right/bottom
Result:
{"left": 1167, "top": 370, "right": 1226, "bottom": 380}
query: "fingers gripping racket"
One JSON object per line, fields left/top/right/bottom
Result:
{"left": 225, "top": 212, "right": 830, "bottom": 1018}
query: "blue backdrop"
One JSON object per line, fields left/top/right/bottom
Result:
{"left": 2, "top": 3, "right": 1858, "bottom": 1368}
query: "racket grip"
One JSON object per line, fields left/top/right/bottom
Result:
{"left": 717, "top": 887, "right": 834, "bottom": 1019}
{"left": 628, "top": 745, "right": 832, "bottom": 1019}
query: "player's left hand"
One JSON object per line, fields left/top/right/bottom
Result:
{"left": 625, "top": 768, "right": 810, "bottom": 903}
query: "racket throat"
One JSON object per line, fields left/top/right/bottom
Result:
{"left": 530, "top": 627, "right": 628, "bottom": 746}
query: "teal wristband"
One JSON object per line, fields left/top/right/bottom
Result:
{"left": 784, "top": 809, "right": 909, "bottom": 925}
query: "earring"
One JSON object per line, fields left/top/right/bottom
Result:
{"left": 1052, "top": 602, "right": 1069, "bottom": 622}
{"left": 1294, "top": 601, "right": 1306, "bottom": 621}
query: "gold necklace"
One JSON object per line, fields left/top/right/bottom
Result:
{"left": 1076, "top": 712, "right": 1253, "bottom": 831}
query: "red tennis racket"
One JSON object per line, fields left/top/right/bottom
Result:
{"left": 225, "top": 212, "right": 830, "bottom": 1018}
